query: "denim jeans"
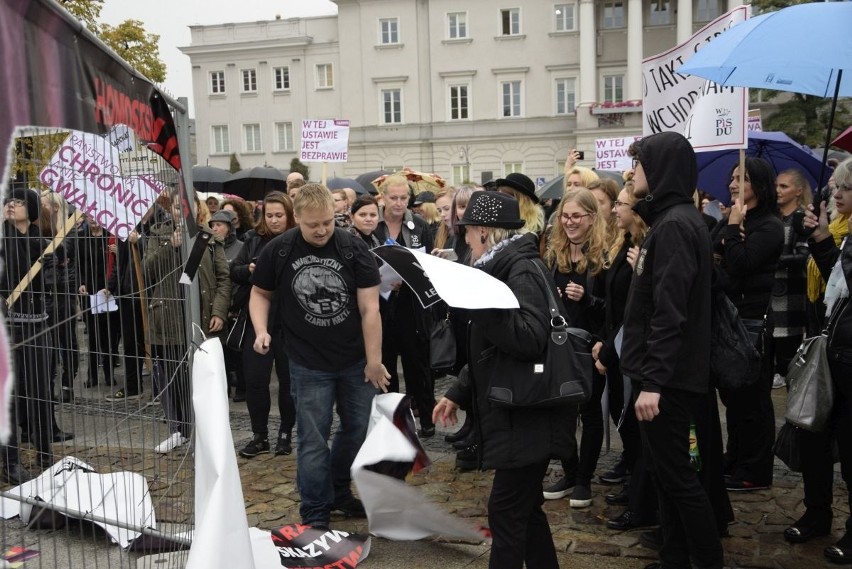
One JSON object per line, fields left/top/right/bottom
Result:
{"left": 289, "top": 359, "right": 378, "bottom": 526}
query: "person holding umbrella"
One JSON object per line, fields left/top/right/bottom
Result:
{"left": 433, "top": 191, "right": 567, "bottom": 569}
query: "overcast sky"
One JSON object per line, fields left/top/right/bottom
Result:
{"left": 100, "top": 1, "right": 338, "bottom": 116}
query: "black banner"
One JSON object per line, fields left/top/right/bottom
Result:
{"left": 270, "top": 524, "right": 370, "bottom": 568}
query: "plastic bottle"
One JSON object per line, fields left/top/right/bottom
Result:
{"left": 688, "top": 422, "right": 702, "bottom": 472}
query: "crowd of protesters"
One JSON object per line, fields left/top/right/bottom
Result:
{"left": 2, "top": 142, "right": 851, "bottom": 568}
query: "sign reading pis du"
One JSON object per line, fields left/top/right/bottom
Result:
{"left": 300, "top": 119, "right": 350, "bottom": 162}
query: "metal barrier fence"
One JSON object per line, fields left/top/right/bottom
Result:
{"left": 1, "top": 102, "right": 199, "bottom": 568}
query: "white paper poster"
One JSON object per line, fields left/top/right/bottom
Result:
{"left": 299, "top": 119, "right": 350, "bottom": 162}
{"left": 595, "top": 136, "right": 643, "bottom": 171}
{"left": 642, "top": 6, "right": 750, "bottom": 152}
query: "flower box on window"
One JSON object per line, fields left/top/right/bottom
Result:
{"left": 590, "top": 99, "right": 643, "bottom": 115}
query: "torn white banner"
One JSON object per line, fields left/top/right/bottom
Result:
{"left": 0, "top": 457, "right": 155, "bottom": 548}
{"left": 352, "top": 393, "right": 486, "bottom": 542}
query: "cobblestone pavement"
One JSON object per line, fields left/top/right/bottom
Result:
{"left": 230, "top": 377, "right": 849, "bottom": 569}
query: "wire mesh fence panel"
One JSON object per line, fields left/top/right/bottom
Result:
{"left": 1, "top": 116, "right": 198, "bottom": 568}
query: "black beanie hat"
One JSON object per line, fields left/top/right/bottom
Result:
{"left": 9, "top": 188, "right": 41, "bottom": 222}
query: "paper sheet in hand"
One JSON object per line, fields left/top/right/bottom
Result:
{"left": 90, "top": 290, "right": 118, "bottom": 314}
{"left": 371, "top": 246, "right": 518, "bottom": 310}
{"left": 351, "top": 393, "right": 486, "bottom": 542}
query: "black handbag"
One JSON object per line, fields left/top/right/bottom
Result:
{"left": 709, "top": 289, "right": 761, "bottom": 390}
{"left": 785, "top": 334, "right": 834, "bottom": 432}
{"left": 773, "top": 422, "right": 804, "bottom": 472}
{"left": 430, "top": 310, "right": 456, "bottom": 371}
{"left": 486, "top": 261, "right": 594, "bottom": 409}
{"left": 225, "top": 309, "right": 248, "bottom": 352}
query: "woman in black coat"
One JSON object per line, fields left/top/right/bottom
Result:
{"left": 788, "top": 158, "right": 852, "bottom": 564}
{"left": 433, "top": 192, "right": 568, "bottom": 569}
{"left": 711, "top": 157, "right": 784, "bottom": 490}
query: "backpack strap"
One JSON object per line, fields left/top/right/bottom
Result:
{"left": 333, "top": 227, "right": 355, "bottom": 264}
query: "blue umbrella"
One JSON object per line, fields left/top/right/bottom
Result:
{"left": 696, "top": 131, "right": 827, "bottom": 204}
{"left": 679, "top": 2, "right": 852, "bottom": 190}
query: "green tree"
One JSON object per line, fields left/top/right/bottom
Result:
{"left": 59, "top": 0, "right": 166, "bottom": 82}
{"left": 289, "top": 158, "right": 310, "bottom": 180}
{"left": 229, "top": 153, "right": 242, "bottom": 173}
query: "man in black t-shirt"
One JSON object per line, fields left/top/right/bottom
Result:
{"left": 249, "top": 183, "right": 390, "bottom": 530}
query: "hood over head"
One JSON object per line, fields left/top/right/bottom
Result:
{"left": 631, "top": 132, "right": 697, "bottom": 225}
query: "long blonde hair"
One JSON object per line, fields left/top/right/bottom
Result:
{"left": 433, "top": 187, "right": 455, "bottom": 249}
{"left": 607, "top": 180, "right": 648, "bottom": 261}
{"left": 544, "top": 188, "right": 608, "bottom": 276}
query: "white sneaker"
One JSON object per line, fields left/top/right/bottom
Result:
{"left": 155, "top": 433, "right": 187, "bottom": 454}
{"left": 772, "top": 373, "right": 786, "bottom": 389}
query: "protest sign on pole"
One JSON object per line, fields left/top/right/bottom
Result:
{"left": 299, "top": 119, "right": 350, "bottom": 163}
{"left": 39, "top": 129, "right": 167, "bottom": 240}
{"left": 595, "top": 136, "right": 643, "bottom": 171}
{"left": 748, "top": 109, "right": 763, "bottom": 132}
{"left": 642, "top": 5, "right": 750, "bottom": 152}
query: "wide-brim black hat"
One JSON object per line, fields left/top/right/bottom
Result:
{"left": 495, "top": 172, "right": 539, "bottom": 204}
{"left": 457, "top": 191, "right": 524, "bottom": 229}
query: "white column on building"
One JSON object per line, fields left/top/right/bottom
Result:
{"left": 728, "top": 0, "right": 743, "bottom": 12}
{"left": 579, "top": 0, "right": 597, "bottom": 106}
{"left": 626, "top": 0, "right": 643, "bottom": 101}
{"left": 677, "top": 0, "right": 694, "bottom": 44}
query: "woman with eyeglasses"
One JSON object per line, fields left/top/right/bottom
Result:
{"left": 541, "top": 187, "right": 608, "bottom": 508}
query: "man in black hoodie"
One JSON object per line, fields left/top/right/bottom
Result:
{"left": 621, "top": 132, "right": 723, "bottom": 569}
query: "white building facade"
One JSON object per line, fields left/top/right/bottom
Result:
{"left": 181, "top": 0, "right": 743, "bottom": 186}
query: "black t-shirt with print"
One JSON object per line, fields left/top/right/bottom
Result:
{"left": 251, "top": 228, "right": 381, "bottom": 372}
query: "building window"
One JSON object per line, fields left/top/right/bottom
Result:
{"left": 316, "top": 64, "right": 334, "bottom": 89}
{"left": 273, "top": 66, "right": 290, "bottom": 91}
{"left": 211, "top": 125, "right": 229, "bottom": 154}
{"left": 210, "top": 71, "right": 225, "bottom": 94}
{"left": 501, "top": 81, "right": 522, "bottom": 118}
{"left": 243, "top": 123, "right": 262, "bottom": 153}
{"left": 241, "top": 69, "right": 257, "bottom": 93}
{"left": 380, "top": 18, "right": 399, "bottom": 44}
{"left": 554, "top": 3, "right": 576, "bottom": 31}
{"left": 555, "top": 78, "right": 576, "bottom": 115}
{"left": 274, "top": 122, "right": 294, "bottom": 152}
{"left": 382, "top": 89, "right": 402, "bottom": 124}
{"left": 696, "top": 0, "right": 720, "bottom": 21}
{"left": 448, "top": 12, "right": 467, "bottom": 39}
{"left": 449, "top": 85, "right": 469, "bottom": 120}
{"left": 602, "top": 1, "right": 625, "bottom": 29}
{"left": 500, "top": 8, "right": 520, "bottom": 35}
{"left": 603, "top": 75, "right": 624, "bottom": 103}
{"left": 452, "top": 165, "right": 470, "bottom": 186}
{"left": 504, "top": 162, "right": 523, "bottom": 176}
{"left": 649, "top": 0, "right": 671, "bottom": 25}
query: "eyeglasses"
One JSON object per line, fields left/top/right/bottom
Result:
{"left": 560, "top": 213, "right": 592, "bottom": 224}
{"left": 3, "top": 199, "right": 26, "bottom": 207}
{"left": 613, "top": 200, "right": 630, "bottom": 207}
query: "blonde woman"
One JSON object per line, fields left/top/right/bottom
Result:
{"left": 564, "top": 166, "right": 600, "bottom": 190}
{"left": 542, "top": 188, "right": 608, "bottom": 508}
{"left": 495, "top": 173, "right": 545, "bottom": 235}
{"left": 432, "top": 187, "right": 456, "bottom": 252}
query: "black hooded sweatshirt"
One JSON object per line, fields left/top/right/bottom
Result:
{"left": 621, "top": 132, "right": 713, "bottom": 395}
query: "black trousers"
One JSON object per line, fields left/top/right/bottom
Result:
{"left": 608, "top": 362, "right": 642, "bottom": 469}
{"left": 488, "top": 459, "right": 559, "bottom": 569}
{"left": 46, "top": 294, "right": 79, "bottom": 390}
{"left": 799, "top": 356, "right": 852, "bottom": 533}
{"left": 641, "top": 387, "right": 724, "bottom": 569}
{"left": 117, "top": 296, "right": 146, "bottom": 394}
{"left": 9, "top": 321, "right": 53, "bottom": 460}
{"left": 718, "top": 338, "right": 776, "bottom": 484}
{"left": 774, "top": 334, "right": 803, "bottom": 377}
{"left": 85, "top": 310, "right": 119, "bottom": 385}
{"left": 561, "top": 369, "right": 605, "bottom": 486}
{"left": 152, "top": 343, "right": 191, "bottom": 438}
{"left": 382, "top": 297, "right": 435, "bottom": 430}
{"left": 242, "top": 325, "right": 294, "bottom": 438}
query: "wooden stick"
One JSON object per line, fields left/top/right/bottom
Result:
{"left": 130, "top": 241, "right": 153, "bottom": 370}
{"left": 6, "top": 211, "right": 83, "bottom": 309}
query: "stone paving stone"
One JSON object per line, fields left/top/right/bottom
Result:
{"left": 572, "top": 540, "right": 621, "bottom": 556}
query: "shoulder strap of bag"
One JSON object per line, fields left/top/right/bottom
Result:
{"left": 528, "top": 260, "right": 569, "bottom": 346}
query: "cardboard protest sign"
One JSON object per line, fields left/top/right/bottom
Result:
{"left": 39, "top": 129, "right": 167, "bottom": 240}
{"left": 642, "top": 6, "right": 749, "bottom": 152}
{"left": 300, "top": 120, "right": 350, "bottom": 162}
{"left": 595, "top": 136, "right": 643, "bottom": 171}
{"left": 748, "top": 109, "right": 763, "bottom": 132}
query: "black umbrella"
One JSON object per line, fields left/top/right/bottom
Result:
{"left": 191, "top": 165, "right": 230, "bottom": 193}
{"left": 223, "top": 166, "right": 286, "bottom": 200}
{"left": 354, "top": 170, "right": 391, "bottom": 194}
{"left": 327, "top": 177, "right": 368, "bottom": 195}
{"left": 536, "top": 175, "right": 565, "bottom": 201}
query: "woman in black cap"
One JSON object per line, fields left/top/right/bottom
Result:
{"left": 495, "top": 172, "right": 545, "bottom": 236}
{"left": 433, "top": 191, "right": 567, "bottom": 569}
{"left": 2, "top": 188, "right": 55, "bottom": 479}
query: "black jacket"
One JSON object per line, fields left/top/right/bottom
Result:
{"left": 710, "top": 207, "right": 784, "bottom": 320}
{"left": 810, "top": 235, "right": 852, "bottom": 360}
{"left": 445, "top": 233, "right": 572, "bottom": 470}
{"left": 621, "top": 132, "right": 713, "bottom": 395}
{"left": 598, "top": 239, "right": 634, "bottom": 370}
{"left": 1, "top": 221, "right": 49, "bottom": 322}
